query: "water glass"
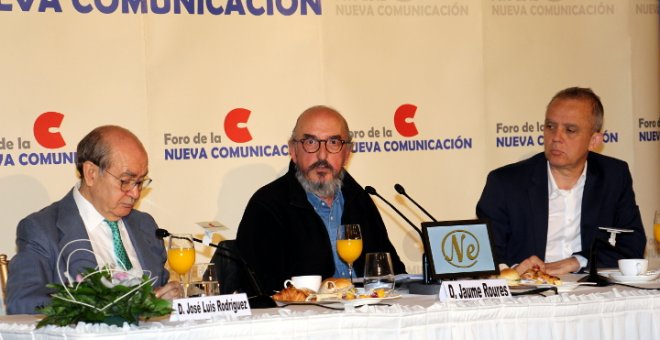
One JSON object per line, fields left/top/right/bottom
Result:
{"left": 363, "top": 252, "right": 395, "bottom": 296}
{"left": 188, "top": 262, "right": 221, "bottom": 297}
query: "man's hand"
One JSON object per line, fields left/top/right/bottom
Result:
{"left": 514, "top": 255, "right": 546, "bottom": 275}
{"left": 514, "top": 256, "right": 580, "bottom": 275}
{"left": 155, "top": 281, "right": 182, "bottom": 300}
{"left": 544, "top": 257, "right": 580, "bottom": 275}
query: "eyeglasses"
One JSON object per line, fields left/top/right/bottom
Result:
{"left": 102, "top": 169, "right": 152, "bottom": 192}
{"left": 292, "top": 138, "right": 350, "bottom": 154}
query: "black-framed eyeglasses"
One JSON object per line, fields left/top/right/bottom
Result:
{"left": 102, "top": 169, "right": 152, "bottom": 192}
{"left": 292, "top": 138, "right": 350, "bottom": 154}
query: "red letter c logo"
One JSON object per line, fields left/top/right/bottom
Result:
{"left": 224, "top": 108, "right": 252, "bottom": 143}
{"left": 34, "top": 111, "right": 66, "bottom": 149}
{"left": 394, "top": 104, "right": 418, "bottom": 137}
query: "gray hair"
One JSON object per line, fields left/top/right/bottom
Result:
{"left": 547, "top": 87, "right": 604, "bottom": 132}
{"left": 75, "top": 125, "right": 142, "bottom": 178}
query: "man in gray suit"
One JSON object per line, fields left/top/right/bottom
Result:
{"left": 6, "top": 125, "right": 181, "bottom": 314}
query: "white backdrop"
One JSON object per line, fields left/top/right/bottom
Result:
{"left": 0, "top": 0, "right": 658, "bottom": 272}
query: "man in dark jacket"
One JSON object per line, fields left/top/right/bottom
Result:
{"left": 237, "top": 105, "right": 405, "bottom": 295}
{"left": 477, "top": 87, "right": 645, "bottom": 275}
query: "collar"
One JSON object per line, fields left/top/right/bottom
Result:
{"left": 72, "top": 181, "right": 111, "bottom": 231}
{"left": 305, "top": 190, "right": 344, "bottom": 210}
{"left": 547, "top": 161, "right": 588, "bottom": 198}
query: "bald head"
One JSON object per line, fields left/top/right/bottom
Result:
{"left": 290, "top": 105, "right": 351, "bottom": 144}
{"left": 76, "top": 125, "right": 147, "bottom": 179}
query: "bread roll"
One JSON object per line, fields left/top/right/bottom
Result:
{"left": 318, "top": 278, "right": 353, "bottom": 294}
{"left": 498, "top": 268, "right": 521, "bottom": 286}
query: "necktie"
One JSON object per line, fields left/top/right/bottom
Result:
{"left": 104, "top": 219, "right": 133, "bottom": 271}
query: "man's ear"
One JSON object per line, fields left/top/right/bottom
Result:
{"left": 82, "top": 161, "right": 99, "bottom": 186}
{"left": 588, "top": 132, "right": 603, "bottom": 151}
{"left": 288, "top": 141, "right": 298, "bottom": 164}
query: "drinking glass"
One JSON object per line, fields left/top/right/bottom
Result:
{"left": 654, "top": 210, "right": 660, "bottom": 243}
{"left": 188, "top": 263, "right": 220, "bottom": 297}
{"left": 363, "top": 252, "right": 395, "bottom": 297}
{"left": 337, "top": 224, "right": 362, "bottom": 282}
{"left": 167, "top": 234, "right": 196, "bottom": 297}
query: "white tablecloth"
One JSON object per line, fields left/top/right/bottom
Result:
{"left": 1, "top": 286, "right": 658, "bottom": 340}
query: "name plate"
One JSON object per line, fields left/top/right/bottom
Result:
{"left": 439, "top": 279, "right": 512, "bottom": 302}
{"left": 170, "top": 293, "right": 252, "bottom": 321}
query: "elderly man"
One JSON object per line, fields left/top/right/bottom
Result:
{"left": 7, "top": 125, "right": 180, "bottom": 314}
{"left": 477, "top": 87, "right": 645, "bottom": 275}
{"left": 237, "top": 105, "right": 406, "bottom": 295}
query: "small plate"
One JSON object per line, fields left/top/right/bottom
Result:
{"left": 509, "top": 282, "right": 595, "bottom": 293}
{"left": 608, "top": 272, "right": 659, "bottom": 283}
{"left": 275, "top": 300, "right": 338, "bottom": 306}
{"left": 555, "top": 282, "right": 598, "bottom": 292}
{"left": 343, "top": 295, "right": 401, "bottom": 307}
{"left": 275, "top": 295, "right": 401, "bottom": 307}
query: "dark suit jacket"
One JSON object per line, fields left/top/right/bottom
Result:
{"left": 236, "top": 162, "right": 406, "bottom": 296}
{"left": 6, "top": 189, "right": 169, "bottom": 314}
{"left": 476, "top": 152, "right": 645, "bottom": 268}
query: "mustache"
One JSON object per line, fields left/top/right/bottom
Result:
{"left": 309, "top": 160, "right": 333, "bottom": 172}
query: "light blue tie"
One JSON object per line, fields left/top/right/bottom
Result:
{"left": 104, "top": 219, "right": 133, "bottom": 270}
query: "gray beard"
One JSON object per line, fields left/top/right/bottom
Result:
{"left": 295, "top": 165, "right": 344, "bottom": 198}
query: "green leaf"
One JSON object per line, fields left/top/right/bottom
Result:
{"left": 37, "top": 267, "right": 172, "bottom": 328}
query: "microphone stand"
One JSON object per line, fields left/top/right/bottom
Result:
{"left": 211, "top": 246, "right": 277, "bottom": 308}
{"left": 394, "top": 184, "right": 438, "bottom": 222}
{"left": 578, "top": 236, "right": 637, "bottom": 287}
{"left": 395, "top": 183, "right": 438, "bottom": 285}
{"left": 366, "top": 186, "right": 440, "bottom": 294}
{"left": 156, "top": 228, "right": 277, "bottom": 308}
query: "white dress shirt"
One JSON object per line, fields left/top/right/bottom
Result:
{"left": 545, "top": 162, "right": 588, "bottom": 268}
{"left": 72, "top": 182, "right": 143, "bottom": 272}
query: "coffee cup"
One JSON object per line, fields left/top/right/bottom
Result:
{"left": 618, "top": 259, "right": 648, "bottom": 276}
{"left": 283, "top": 275, "right": 322, "bottom": 292}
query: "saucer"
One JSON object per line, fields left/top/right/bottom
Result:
{"left": 608, "top": 271, "right": 659, "bottom": 283}
{"left": 510, "top": 282, "right": 596, "bottom": 293}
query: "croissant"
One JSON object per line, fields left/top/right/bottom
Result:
{"left": 272, "top": 285, "right": 312, "bottom": 302}
{"left": 521, "top": 267, "right": 561, "bottom": 285}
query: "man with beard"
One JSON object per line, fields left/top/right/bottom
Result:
{"left": 236, "top": 105, "right": 405, "bottom": 295}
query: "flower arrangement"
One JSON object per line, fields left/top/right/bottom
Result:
{"left": 35, "top": 239, "right": 173, "bottom": 328}
{"left": 37, "top": 266, "right": 172, "bottom": 328}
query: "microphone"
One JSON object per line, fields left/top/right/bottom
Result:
{"left": 365, "top": 186, "right": 422, "bottom": 238}
{"left": 155, "top": 228, "right": 276, "bottom": 308}
{"left": 394, "top": 183, "right": 438, "bottom": 222}
{"left": 156, "top": 228, "right": 218, "bottom": 248}
{"left": 366, "top": 185, "right": 435, "bottom": 289}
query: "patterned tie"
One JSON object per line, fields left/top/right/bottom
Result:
{"left": 104, "top": 219, "right": 133, "bottom": 270}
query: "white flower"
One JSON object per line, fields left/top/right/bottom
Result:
{"left": 111, "top": 268, "right": 143, "bottom": 287}
{"left": 98, "top": 268, "right": 143, "bottom": 288}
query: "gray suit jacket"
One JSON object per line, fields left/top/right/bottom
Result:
{"left": 6, "top": 189, "right": 169, "bottom": 314}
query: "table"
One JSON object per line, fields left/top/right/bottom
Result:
{"left": 1, "top": 279, "right": 659, "bottom": 340}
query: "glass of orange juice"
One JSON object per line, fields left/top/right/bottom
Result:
{"left": 337, "top": 224, "right": 362, "bottom": 282}
{"left": 168, "top": 234, "right": 196, "bottom": 297}
{"left": 654, "top": 210, "right": 660, "bottom": 243}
